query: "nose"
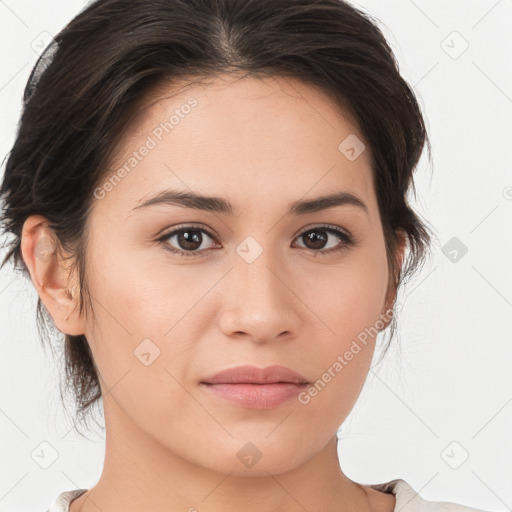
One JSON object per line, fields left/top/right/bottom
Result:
{"left": 217, "top": 243, "right": 302, "bottom": 343}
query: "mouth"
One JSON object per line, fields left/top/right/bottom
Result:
{"left": 201, "top": 364, "right": 309, "bottom": 385}
{"left": 200, "top": 382, "right": 309, "bottom": 409}
{"left": 200, "top": 365, "right": 309, "bottom": 409}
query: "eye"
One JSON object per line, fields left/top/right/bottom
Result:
{"left": 156, "top": 223, "right": 356, "bottom": 258}
{"left": 156, "top": 224, "right": 219, "bottom": 258}
{"left": 292, "top": 224, "right": 356, "bottom": 256}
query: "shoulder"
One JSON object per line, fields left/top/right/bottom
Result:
{"left": 46, "top": 489, "right": 87, "bottom": 512}
{"left": 46, "top": 481, "right": 494, "bottom": 512}
{"left": 367, "top": 479, "right": 493, "bottom": 512}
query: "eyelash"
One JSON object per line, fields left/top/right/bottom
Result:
{"left": 156, "top": 223, "right": 356, "bottom": 259}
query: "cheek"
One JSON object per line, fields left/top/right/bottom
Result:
{"left": 86, "top": 239, "right": 212, "bottom": 338}
{"left": 82, "top": 241, "right": 225, "bottom": 412}
{"left": 297, "top": 350, "right": 374, "bottom": 432}
{"left": 293, "top": 285, "right": 381, "bottom": 433}
{"left": 303, "top": 245, "right": 389, "bottom": 340}
{"left": 293, "top": 243, "right": 388, "bottom": 414}
{"left": 82, "top": 260, "right": 199, "bottom": 434}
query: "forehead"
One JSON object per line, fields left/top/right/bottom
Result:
{"left": 99, "top": 73, "right": 377, "bottom": 218}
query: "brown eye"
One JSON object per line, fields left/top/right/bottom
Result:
{"left": 293, "top": 225, "right": 355, "bottom": 255}
{"left": 174, "top": 229, "right": 204, "bottom": 251}
{"left": 157, "top": 225, "right": 218, "bottom": 257}
{"left": 156, "top": 223, "right": 356, "bottom": 259}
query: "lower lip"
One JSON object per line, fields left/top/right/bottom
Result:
{"left": 200, "top": 382, "right": 308, "bottom": 409}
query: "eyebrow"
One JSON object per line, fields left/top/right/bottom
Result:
{"left": 132, "top": 188, "right": 369, "bottom": 216}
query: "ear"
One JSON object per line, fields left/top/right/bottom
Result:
{"left": 380, "top": 230, "right": 407, "bottom": 327}
{"left": 20, "top": 215, "right": 86, "bottom": 336}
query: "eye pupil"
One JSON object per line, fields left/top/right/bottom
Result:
{"left": 178, "top": 229, "right": 202, "bottom": 250}
{"left": 304, "top": 230, "right": 327, "bottom": 250}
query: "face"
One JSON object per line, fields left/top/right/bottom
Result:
{"left": 40, "top": 74, "right": 399, "bottom": 475}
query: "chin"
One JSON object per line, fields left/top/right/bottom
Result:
{"left": 196, "top": 436, "right": 316, "bottom": 477}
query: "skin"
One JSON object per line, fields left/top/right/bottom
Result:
{"left": 21, "top": 73, "right": 405, "bottom": 512}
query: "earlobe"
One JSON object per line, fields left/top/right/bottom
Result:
{"left": 393, "top": 229, "right": 408, "bottom": 285}
{"left": 380, "top": 230, "right": 408, "bottom": 328}
{"left": 20, "top": 215, "right": 86, "bottom": 336}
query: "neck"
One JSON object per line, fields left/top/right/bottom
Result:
{"left": 72, "top": 397, "right": 373, "bottom": 512}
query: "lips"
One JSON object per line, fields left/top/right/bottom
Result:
{"left": 200, "top": 365, "right": 310, "bottom": 409}
{"left": 201, "top": 364, "right": 309, "bottom": 385}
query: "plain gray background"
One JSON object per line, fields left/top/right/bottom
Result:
{"left": 0, "top": 1, "right": 511, "bottom": 511}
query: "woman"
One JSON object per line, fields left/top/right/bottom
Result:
{"left": 0, "top": 0, "right": 492, "bottom": 511}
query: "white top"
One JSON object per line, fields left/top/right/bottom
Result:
{"left": 46, "top": 479, "right": 490, "bottom": 512}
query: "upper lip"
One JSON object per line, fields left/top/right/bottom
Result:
{"left": 201, "top": 365, "right": 309, "bottom": 385}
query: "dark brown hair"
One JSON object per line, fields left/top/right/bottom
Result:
{"left": 0, "top": 0, "right": 435, "bottom": 434}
